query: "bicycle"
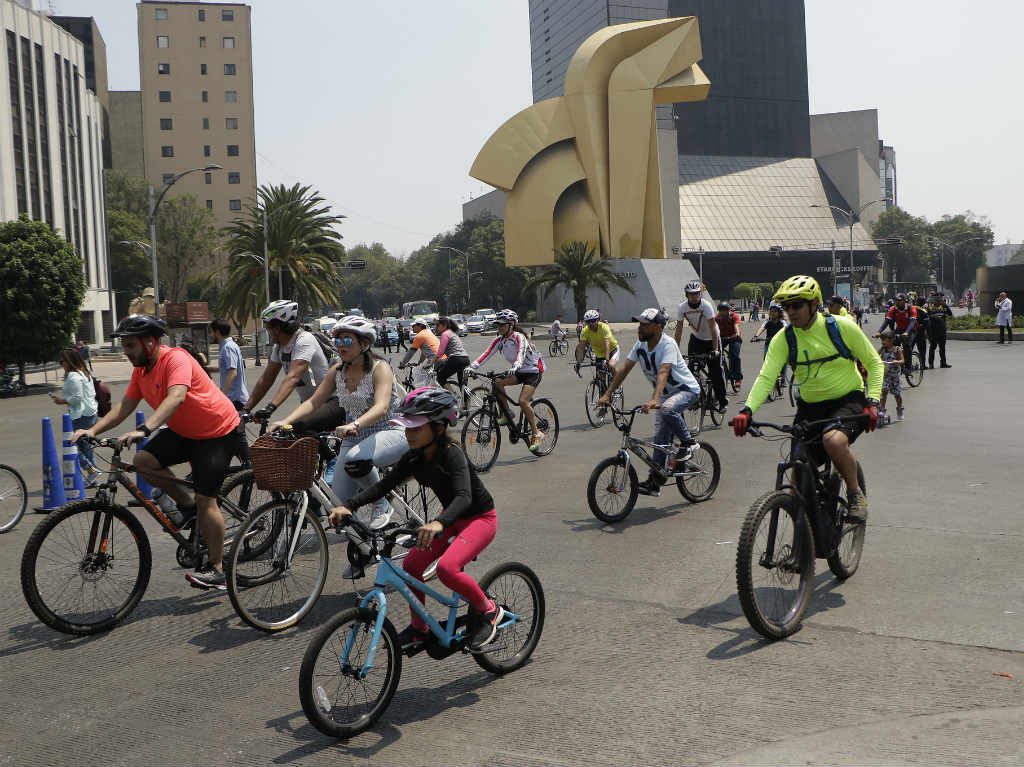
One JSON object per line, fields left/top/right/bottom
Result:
{"left": 587, "top": 404, "right": 721, "bottom": 524}
{"left": 299, "top": 516, "right": 544, "bottom": 738}
{"left": 548, "top": 333, "right": 569, "bottom": 357}
{"left": 734, "top": 415, "right": 868, "bottom": 640}
{"left": 684, "top": 354, "right": 725, "bottom": 434}
{"left": 0, "top": 463, "right": 28, "bottom": 533}
{"left": 0, "top": 369, "right": 26, "bottom": 397}
{"left": 721, "top": 340, "right": 743, "bottom": 394}
{"left": 20, "top": 436, "right": 264, "bottom": 635}
{"left": 898, "top": 332, "right": 925, "bottom": 388}
{"left": 460, "top": 371, "right": 559, "bottom": 472}
{"left": 575, "top": 359, "right": 622, "bottom": 428}
{"left": 749, "top": 339, "right": 791, "bottom": 404}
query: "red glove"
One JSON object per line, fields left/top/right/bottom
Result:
{"left": 731, "top": 409, "right": 751, "bottom": 437}
{"left": 863, "top": 405, "right": 879, "bottom": 432}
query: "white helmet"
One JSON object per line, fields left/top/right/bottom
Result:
{"left": 261, "top": 300, "right": 298, "bottom": 325}
{"left": 583, "top": 309, "right": 600, "bottom": 323}
{"left": 495, "top": 309, "right": 519, "bottom": 325}
{"left": 333, "top": 314, "right": 377, "bottom": 344}
{"left": 684, "top": 280, "right": 703, "bottom": 294}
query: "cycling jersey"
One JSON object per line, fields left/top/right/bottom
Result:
{"left": 580, "top": 321, "right": 619, "bottom": 357}
{"left": 828, "top": 306, "right": 850, "bottom": 317}
{"left": 626, "top": 334, "right": 698, "bottom": 395}
{"left": 760, "top": 319, "right": 785, "bottom": 344}
{"left": 677, "top": 298, "right": 716, "bottom": 341}
{"left": 747, "top": 312, "right": 883, "bottom": 413}
{"left": 474, "top": 331, "right": 544, "bottom": 373}
{"left": 714, "top": 310, "right": 742, "bottom": 340}
{"left": 884, "top": 305, "right": 918, "bottom": 333}
{"left": 411, "top": 328, "right": 440, "bottom": 360}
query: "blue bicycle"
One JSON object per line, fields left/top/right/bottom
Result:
{"left": 298, "top": 517, "right": 545, "bottom": 738}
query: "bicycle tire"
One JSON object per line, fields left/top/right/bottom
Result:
{"left": 548, "top": 340, "right": 559, "bottom": 357}
{"left": 299, "top": 606, "right": 402, "bottom": 738}
{"left": 226, "top": 499, "right": 329, "bottom": 632}
{"left": 528, "top": 398, "right": 559, "bottom": 456}
{"left": 0, "top": 463, "right": 28, "bottom": 533}
{"left": 904, "top": 350, "right": 924, "bottom": 387}
{"left": 461, "top": 406, "right": 501, "bottom": 472}
{"left": 21, "top": 500, "right": 152, "bottom": 635}
{"left": 218, "top": 468, "right": 279, "bottom": 552}
{"left": 735, "top": 491, "right": 815, "bottom": 640}
{"left": 707, "top": 398, "right": 724, "bottom": 427}
{"left": 827, "top": 464, "right": 867, "bottom": 579}
{"left": 473, "top": 562, "right": 545, "bottom": 674}
{"left": 676, "top": 441, "right": 721, "bottom": 503}
{"left": 584, "top": 380, "right": 607, "bottom": 428}
{"left": 586, "top": 456, "right": 638, "bottom": 523}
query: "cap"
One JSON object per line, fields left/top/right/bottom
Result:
{"left": 142, "top": 287, "right": 155, "bottom": 297}
{"left": 389, "top": 413, "right": 431, "bottom": 428}
{"left": 632, "top": 307, "right": 668, "bottom": 325}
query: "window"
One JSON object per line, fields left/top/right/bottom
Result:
{"left": 201, "top": 90, "right": 208, "bottom": 103}
{"left": 155, "top": 8, "right": 167, "bottom": 20}
{"left": 222, "top": 9, "right": 234, "bottom": 21}
{"left": 162, "top": 173, "right": 174, "bottom": 184}
{"left": 199, "top": 36, "right": 206, "bottom": 48}
{"left": 156, "top": 35, "right": 169, "bottom": 48}
{"left": 161, "top": 145, "right": 174, "bottom": 157}
{"left": 222, "top": 36, "right": 235, "bottom": 49}
{"left": 158, "top": 90, "right": 171, "bottom": 102}
{"left": 205, "top": 199, "right": 213, "bottom": 209}
{"left": 200, "top": 63, "right": 207, "bottom": 75}
{"left": 198, "top": 9, "right": 206, "bottom": 21}
{"left": 203, "top": 144, "right": 210, "bottom": 157}
{"left": 159, "top": 118, "right": 172, "bottom": 130}
{"left": 157, "top": 62, "right": 170, "bottom": 75}
{"left": 228, "top": 172, "right": 240, "bottom": 184}
{"left": 229, "top": 199, "right": 242, "bottom": 211}
{"left": 202, "top": 117, "right": 210, "bottom": 129}
{"left": 204, "top": 172, "right": 212, "bottom": 184}
{"left": 224, "top": 63, "right": 236, "bottom": 75}
{"left": 225, "top": 117, "right": 238, "bottom": 129}
{"left": 224, "top": 90, "right": 237, "bottom": 103}
{"left": 226, "top": 144, "right": 239, "bottom": 156}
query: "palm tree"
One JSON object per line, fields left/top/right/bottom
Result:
{"left": 523, "top": 240, "right": 635, "bottom": 321}
{"left": 218, "top": 183, "right": 344, "bottom": 323}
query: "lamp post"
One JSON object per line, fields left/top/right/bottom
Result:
{"left": 148, "top": 164, "right": 222, "bottom": 317}
{"left": 811, "top": 199, "right": 886, "bottom": 299}
{"left": 926, "top": 234, "right": 985, "bottom": 298}
{"left": 434, "top": 246, "right": 473, "bottom": 311}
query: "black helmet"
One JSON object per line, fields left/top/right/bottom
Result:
{"left": 113, "top": 314, "right": 167, "bottom": 338}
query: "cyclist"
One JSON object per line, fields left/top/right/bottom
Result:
{"left": 752, "top": 302, "right": 786, "bottom": 357}
{"left": 575, "top": 308, "right": 620, "bottom": 374}
{"left": 732, "top": 275, "right": 883, "bottom": 523}
{"left": 674, "top": 280, "right": 727, "bottom": 411}
{"left": 715, "top": 302, "right": 743, "bottom": 387}
{"left": 398, "top": 318, "right": 440, "bottom": 374}
{"left": 273, "top": 315, "right": 407, "bottom": 539}
{"left": 826, "top": 296, "right": 849, "bottom": 317}
{"left": 328, "top": 387, "right": 505, "bottom": 652}
{"left": 876, "top": 293, "right": 918, "bottom": 373}
{"left": 470, "top": 309, "right": 547, "bottom": 453}
{"left": 433, "top": 316, "right": 471, "bottom": 402}
{"left": 549, "top": 314, "right": 566, "bottom": 341}
{"left": 597, "top": 308, "right": 700, "bottom": 497}
{"left": 244, "top": 300, "right": 330, "bottom": 421}
{"left": 70, "top": 315, "right": 243, "bottom": 590}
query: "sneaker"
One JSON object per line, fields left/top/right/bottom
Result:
{"left": 469, "top": 604, "right": 506, "bottom": 651}
{"left": 185, "top": 565, "right": 226, "bottom": 591}
{"left": 369, "top": 502, "right": 392, "bottom": 530}
{"left": 896, "top": 407, "right": 904, "bottom": 421}
{"left": 396, "top": 624, "right": 429, "bottom": 652}
{"left": 940, "top": 363, "right": 952, "bottom": 368}
{"left": 636, "top": 477, "right": 662, "bottom": 497}
{"left": 716, "top": 399, "right": 729, "bottom": 413}
{"left": 677, "top": 441, "right": 697, "bottom": 463}
{"left": 528, "top": 433, "right": 545, "bottom": 454}
{"left": 846, "top": 490, "right": 869, "bottom": 524}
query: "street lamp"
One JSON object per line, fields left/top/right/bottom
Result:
{"left": 148, "top": 164, "right": 222, "bottom": 317}
{"left": 925, "top": 234, "right": 985, "bottom": 297}
{"left": 434, "top": 246, "right": 474, "bottom": 311}
{"left": 811, "top": 199, "right": 886, "bottom": 299}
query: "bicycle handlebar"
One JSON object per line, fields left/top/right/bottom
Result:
{"left": 744, "top": 413, "right": 870, "bottom": 439}
{"left": 334, "top": 516, "right": 420, "bottom": 558}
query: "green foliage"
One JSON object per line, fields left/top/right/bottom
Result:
{"left": 522, "top": 240, "right": 635, "bottom": 322}
{"left": 871, "top": 207, "right": 931, "bottom": 283}
{"left": 0, "top": 216, "right": 86, "bottom": 374}
{"left": 948, "top": 314, "right": 1023, "bottom": 330}
{"left": 733, "top": 282, "right": 775, "bottom": 301}
{"left": 1010, "top": 245, "right": 1024, "bottom": 265}
{"left": 927, "top": 212, "right": 994, "bottom": 291}
{"left": 104, "top": 171, "right": 150, "bottom": 315}
{"left": 156, "top": 194, "right": 220, "bottom": 303}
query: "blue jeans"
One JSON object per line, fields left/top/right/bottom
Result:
{"left": 331, "top": 429, "right": 409, "bottom": 518}
{"left": 652, "top": 389, "right": 699, "bottom": 472}
{"left": 72, "top": 414, "right": 97, "bottom": 473}
{"left": 724, "top": 337, "right": 743, "bottom": 381}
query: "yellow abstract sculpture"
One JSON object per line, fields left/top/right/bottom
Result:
{"left": 470, "top": 17, "right": 709, "bottom": 266}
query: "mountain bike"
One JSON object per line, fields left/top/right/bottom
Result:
{"left": 548, "top": 333, "right": 569, "bottom": 357}
{"left": 586, "top": 404, "right": 721, "bottom": 524}
{"left": 0, "top": 463, "right": 28, "bottom": 533}
{"left": 299, "top": 516, "right": 544, "bottom": 738}
{"left": 20, "top": 436, "right": 263, "bottom": 635}
{"left": 734, "top": 414, "right": 868, "bottom": 640}
{"left": 460, "top": 371, "right": 559, "bottom": 472}
{"left": 575, "top": 359, "right": 622, "bottom": 428}
{"left": 684, "top": 354, "right": 725, "bottom": 434}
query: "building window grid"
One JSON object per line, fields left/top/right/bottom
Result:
{"left": 198, "top": 9, "right": 206, "bottom": 21}
{"left": 204, "top": 172, "right": 212, "bottom": 184}
{"left": 200, "top": 63, "right": 207, "bottom": 75}
{"left": 71, "top": 63, "right": 87, "bottom": 278}
{"left": 228, "top": 172, "right": 240, "bottom": 184}
{"left": 199, "top": 36, "right": 206, "bottom": 48}
{"left": 226, "top": 144, "right": 239, "bottom": 156}
{"left": 229, "top": 199, "right": 241, "bottom": 211}
{"left": 225, "top": 117, "right": 238, "bottom": 130}
{"left": 224, "top": 90, "right": 237, "bottom": 103}
{"left": 157, "top": 35, "right": 169, "bottom": 49}
{"left": 224, "top": 63, "right": 236, "bottom": 75}
{"left": 222, "top": 9, "right": 234, "bottom": 21}
{"left": 159, "top": 90, "right": 171, "bottom": 102}
{"left": 160, "top": 118, "right": 173, "bottom": 130}
{"left": 202, "top": 117, "right": 210, "bottom": 129}
{"left": 201, "top": 90, "right": 208, "bottom": 102}
{"left": 53, "top": 53, "right": 71, "bottom": 246}
{"left": 34, "top": 44, "right": 53, "bottom": 226}
{"left": 203, "top": 144, "right": 211, "bottom": 157}
{"left": 158, "top": 62, "right": 170, "bottom": 74}
{"left": 155, "top": 8, "right": 168, "bottom": 20}
{"left": 7, "top": 32, "right": 27, "bottom": 216}
{"left": 222, "top": 36, "right": 235, "bottom": 49}
{"left": 24, "top": 39, "right": 42, "bottom": 220}
{"left": 161, "top": 145, "right": 174, "bottom": 157}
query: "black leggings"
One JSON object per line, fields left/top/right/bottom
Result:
{"left": 435, "top": 355, "right": 470, "bottom": 390}
{"left": 687, "top": 336, "right": 727, "bottom": 404}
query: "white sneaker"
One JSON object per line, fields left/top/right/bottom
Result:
{"left": 369, "top": 502, "right": 393, "bottom": 530}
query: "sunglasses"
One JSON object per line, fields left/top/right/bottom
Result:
{"left": 334, "top": 336, "right": 357, "bottom": 347}
{"left": 781, "top": 300, "right": 808, "bottom": 311}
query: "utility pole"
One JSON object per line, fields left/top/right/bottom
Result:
{"left": 831, "top": 239, "right": 837, "bottom": 295}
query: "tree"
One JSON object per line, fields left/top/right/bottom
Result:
{"left": 155, "top": 194, "right": 220, "bottom": 303}
{"left": 870, "top": 207, "right": 931, "bottom": 284}
{"left": 522, "top": 240, "right": 635, "bottom": 321}
{"left": 337, "top": 243, "right": 403, "bottom": 316}
{"left": 103, "top": 171, "right": 150, "bottom": 316}
{"left": 0, "top": 216, "right": 85, "bottom": 382}
{"left": 928, "top": 212, "right": 994, "bottom": 293}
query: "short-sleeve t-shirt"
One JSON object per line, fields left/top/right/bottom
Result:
{"left": 677, "top": 298, "right": 716, "bottom": 341}
{"left": 626, "top": 334, "right": 699, "bottom": 396}
{"left": 580, "top": 322, "right": 619, "bottom": 356}
{"left": 269, "top": 329, "right": 329, "bottom": 402}
{"left": 217, "top": 336, "right": 249, "bottom": 404}
{"left": 411, "top": 328, "right": 441, "bottom": 360}
{"left": 126, "top": 346, "right": 239, "bottom": 439}
{"left": 714, "top": 310, "right": 742, "bottom": 340}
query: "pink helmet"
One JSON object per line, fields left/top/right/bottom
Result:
{"left": 390, "top": 386, "right": 458, "bottom": 428}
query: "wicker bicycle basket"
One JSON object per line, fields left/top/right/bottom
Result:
{"left": 250, "top": 433, "right": 319, "bottom": 492}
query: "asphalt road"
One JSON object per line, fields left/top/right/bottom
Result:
{"left": 1, "top": 327, "right": 1021, "bottom": 766}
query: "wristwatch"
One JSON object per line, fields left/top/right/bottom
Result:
{"left": 866, "top": 398, "right": 880, "bottom": 408}
{"left": 139, "top": 423, "right": 153, "bottom": 437}
{"left": 351, "top": 419, "right": 360, "bottom": 432}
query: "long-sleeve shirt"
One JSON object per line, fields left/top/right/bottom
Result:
{"left": 473, "top": 331, "right": 544, "bottom": 373}
{"left": 62, "top": 371, "right": 97, "bottom": 420}
{"left": 344, "top": 442, "right": 495, "bottom": 528}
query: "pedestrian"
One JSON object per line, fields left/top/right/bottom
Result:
{"left": 382, "top": 322, "right": 394, "bottom": 354}
{"left": 397, "top": 322, "right": 409, "bottom": 351}
{"left": 877, "top": 330, "right": 904, "bottom": 422}
{"left": 76, "top": 339, "right": 93, "bottom": 372}
{"left": 995, "top": 291, "right": 1014, "bottom": 344}
{"left": 926, "top": 294, "right": 953, "bottom": 368}
{"left": 210, "top": 319, "right": 250, "bottom": 464}
{"left": 51, "top": 348, "right": 101, "bottom": 486}
{"left": 853, "top": 305, "right": 864, "bottom": 327}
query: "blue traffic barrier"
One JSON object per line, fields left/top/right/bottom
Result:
{"left": 135, "top": 411, "right": 154, "bottom": 499}
{"left": 39, "top": 417, "right": 66, "bottom": 511}
{"left": 61, "top": 413, "right": 86, "bottom": 501}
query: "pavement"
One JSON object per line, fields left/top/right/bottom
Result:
{"left": 1, "top": 330, "right": 1021, "bottom": 766}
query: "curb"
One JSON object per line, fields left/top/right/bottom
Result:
{"left": 947, "top": 331, "right": 1020, "bottom": 341}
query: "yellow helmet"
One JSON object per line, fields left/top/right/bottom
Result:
{"left": 773, "top": 275, "right": 822, "bottom": 305}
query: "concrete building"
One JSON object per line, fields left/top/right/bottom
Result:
{"left": 108, "top": 89, "right": 145, "bottom": 177}
{"left": 136, "top": 0, "right": 256, "bottom": 229}
{"left": 0, "top": 0, "right": 111, "bottom": 343}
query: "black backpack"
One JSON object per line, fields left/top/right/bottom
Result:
{"left": 93, "top": 377, "right": 112, "bottom": 417}
{"left": 305, "top": 329, "right": 339, "bottom": 366}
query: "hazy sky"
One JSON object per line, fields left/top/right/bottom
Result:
{"left": 51, "top": 0, "right": 1024, "bottom": 255}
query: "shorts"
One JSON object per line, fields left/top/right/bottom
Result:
{"left": 793, "top": 390, "right": 866, "bottom": 466}
{"left": 596, "top": 348, "right": 621, "bottom": 365}
{"left": 142, "top": 427, "right": 243, "bottom": 497}
{"left": 882, "top": 372, "right": 902, "bottom": 396}
{"left": 514, "top": 370, "right": 542, "bottom": 387}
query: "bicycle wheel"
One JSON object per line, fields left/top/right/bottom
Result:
{"left": 0, "top": 463, "right": 28, "bottom": 533}
{"left": 676, "top": 441, "right": 721, "bottom": 503}
{"left": 528, "top": 398, "right": 559, "bottom": 456}
{"left": 218, "top": 468, "right": 278, "bottom": 552}
{"left": 548, "top": 340, "right": 559, "bottom": 357}
{"left": 21, "top": 500, "right": 152, "bottom": 635}
{"left": 735, "top": 491, "right": 815, "bottom": 640}
{"left": 684, "top": 390, "right": 704, "bottom": 435}
{"left": 904, "top": 350, "right": 924, "bottom": 387}
{"left": 586, "top": 456, "right": 638, "bottom": 523}
{"left": 299, "top": 607, "right": 402, "bottom": 738}
{"left": 827, "top": 464, "right": 867, "bottom": 580}
{"left": 473, "top": 562, "right": 545, "bottom": 674}
{"left": 584, "top": 379, "right": 608, "bottom": 428}
{"left": 707, "top": 396, "right": 724, "bottom": 427}
{"left": 226, "top": 499, "right": 329, "bottom": 632}
{"left": 461, "top": 406, "right": 501, "bottom": 472}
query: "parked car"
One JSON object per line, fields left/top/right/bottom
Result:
{"left": 449, "top": 314, "right": 469, "bottom": 336}
{"left": 465, "top": 314, "right": 487, "bottom": 333}
{"left": 376, "top": 324, "right": 399, "bottom": 348}
{"left": 476, "top": 308, "right": 497, "bottom": 329}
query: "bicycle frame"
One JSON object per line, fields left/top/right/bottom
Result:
{"left": 610, "top": 407, "right": 704, "bottom": 482}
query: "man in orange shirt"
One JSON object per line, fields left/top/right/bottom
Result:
{"left": 72, "top": 315, "right": 242, "bottom": 590}
{"left": 398, "top": 318, "right": 441, "bottom": 372}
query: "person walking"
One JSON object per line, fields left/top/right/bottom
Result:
{"left": 51, "top": 348, "right": 101, "bottom": 487}
{"left": 926, "top": 294, "right": 953, "bottom": 368}
{"left": 396, "top": 322, "right": 409, "bottom": 351}
{"left": 995, "top": 292, "right": 1014, "bottom": 344}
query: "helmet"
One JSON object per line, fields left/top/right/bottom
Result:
{"left": 828, "top": 295, "right": 844, "bottom": 305}
{"left": 260, "top": 300, "right": 298, "bottom": 325}
{"left": 391, "top": 386, "right": 458, "bottom": 428}
{"left": 684, "top": 280, "right": 703, "bottom": 294}
{"left": 895, "top": 292, "right": 908, "bottom": 302}
{"left": 773, "top": 275, "right": 822, "bottom": 305}
{"left": 768, "top": 302, "right": 783, "bottom": 312}
{"left": 333, "top": 314, "right": 377, "bottom": 344}
{"left": 583, "top": 309, "right": 600, "bottom": 323}
{"left": 717, "top": 302, "right": 732, "bottom": 311}
{"left": 113, "top": 314, "right": 167, "bottom": 338}
{"left": 495, "top": 309, "right": 518, "bottom": 325}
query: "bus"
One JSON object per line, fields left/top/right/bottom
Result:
{"left": 401, "top": 300, "right": 439, "bottom": 325}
